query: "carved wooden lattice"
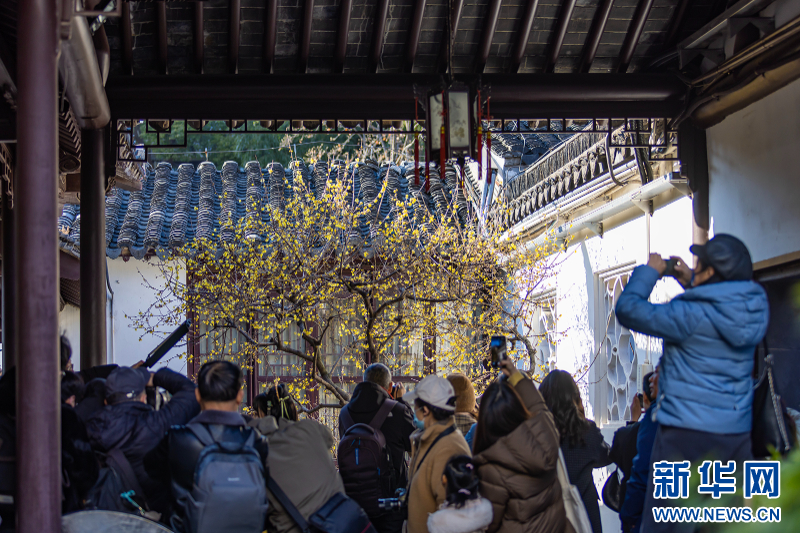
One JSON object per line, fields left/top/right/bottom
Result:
{"left": 532, "top": 288, "right": 558, "bottom": 373}
{"left": 599, "top": 263, "right": 638, "bottom": 423}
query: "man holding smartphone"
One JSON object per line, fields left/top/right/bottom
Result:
{"left": 615, "top": 234, "right": 769, "bottom": 533}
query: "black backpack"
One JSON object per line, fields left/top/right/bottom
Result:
{"left": 84, "top": 437, "right": 152, "bottom": 517}
{"left": 179, "top": 422, "right": 268, "bottom": 533}
{"left": 337, "top": 400, "right": 397, "bottom": 517}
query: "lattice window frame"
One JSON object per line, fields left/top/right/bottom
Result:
{"left": 530, "top": 287, "right": 558, "bottom": 376}
{"left": 591, "top": 262, "right": 639, "bottom": 425}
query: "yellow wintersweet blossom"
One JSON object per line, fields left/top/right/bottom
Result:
{"left": 134, "top": 156, "right": 563, "bottom": 413}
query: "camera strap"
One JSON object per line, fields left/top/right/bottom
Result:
{"left": 267, "top": 477, "right": 312, "bottom": 533}
{"left": 412, "top": 425, "right": 456, "bottom": 477}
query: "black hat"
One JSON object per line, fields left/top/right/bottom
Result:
{"left": 689, "top": 234, "right": 753, "bottom": 281}
{"left": 105, "top": 367, "right": 150, "bottom": 404}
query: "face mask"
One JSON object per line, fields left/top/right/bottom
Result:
{"left": 413, "top": 411, "right": 425, "bottom": 430}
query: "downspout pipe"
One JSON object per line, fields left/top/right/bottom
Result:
{"left": 106, "top": 259, "right": 114, "bottom": 364}
{"left": 59, "top": 1, "right": 111, "bottom": 129}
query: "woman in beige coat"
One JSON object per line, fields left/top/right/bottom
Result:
{"left": 405, "top": 375, "right": 472, "bottom": 533}
{"left": 472, "top": 360, "right": 571, "bottom": 533}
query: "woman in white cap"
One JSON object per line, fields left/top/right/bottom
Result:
{"left": 404, "top": 375, "right": 472, "bottom": 533}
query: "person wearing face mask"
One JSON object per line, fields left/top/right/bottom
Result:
{"left": 615, "top": 234, "right": 769, "bottom": 533}
{"left": 404, "top": 375, "right": 471, "bottom": 533}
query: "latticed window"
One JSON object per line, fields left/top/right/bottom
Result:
{"left": 596, "top": 263, "right": 638, "bottom": 423}
{"left": 191, "top": 296, "right": 428, "bottom": 408}
{"left": 592, "top": 261, "right": 664, "bottom": 425}
{"left": 259, "top": 322, "right": 305, "bottom": 378}
{"left": 196, "top": 319, "right": 252, "bottom": 403}
{"left": 531, "top": 288, "right": 558, "bottom": 375}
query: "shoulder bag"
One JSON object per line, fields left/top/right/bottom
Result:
{"left": 556, "top": 449, "right": 593, "bottom": 533}
{"left": 601, "top": 467, "right": 622, "bottom": 513}
{"left": 267, "top": 478, "right": 377, "bottom": 533}
{"left": 752, "top": 340, "right": 796, "bottom": 457}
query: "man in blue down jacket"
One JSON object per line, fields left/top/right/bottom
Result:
{"left": 615, "top": 234, "right": 769, "bottom": 533}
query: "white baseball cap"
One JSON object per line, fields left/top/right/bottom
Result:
{"left": 404, "top": 375, "right": 457, "bottom": 411}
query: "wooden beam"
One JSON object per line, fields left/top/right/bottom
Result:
{"left": 509, "top": 0, "right": 539, "bottom": 73}
{"left": 369, "top": 0, "right": 391, "bottom": 72}
{"left": 617, "top": 0, "right": 655, "bottom": 73}
{"left": 121, "top": 1, "right": 133, "bottom": 75}
{"left": 299, "top": 0, "right": 314, "bottom": 73}
{"left": 475, "top": 0, "right": 503, "bottom": 74}
{"left": 229, "top": 0, "right": 240, "bottom": 74}
{"left": 577, "top": 0, "right": 614, "bottom": 73}
{"left": 194, "top": 1, "right": 204, "bottom": 74}
{"left": 263, "top": 0, "right": 277, "bottom": 73}
{"left": 404, "top": 0, "right": 427, "bottom": 73}
{"left": 664, "top": 0, "right": 691, "bottom": 48}
{"left": 544, "top": 0, "right": 577, "bottom": 73}
{"left": 334, "top": 0, "right": 353, "bottom": 73}
{"left": 106, "top": 73, "right": 688, "bottom": 120}
{"left": 156, "top": 1, "right": 168, "bottom": 75}
{"left": 437, "top": 0, "right": 465, "bottom": 73}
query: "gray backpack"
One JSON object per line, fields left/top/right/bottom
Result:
{"left": 182, "top": 422, "right": 268, "bottom": 533}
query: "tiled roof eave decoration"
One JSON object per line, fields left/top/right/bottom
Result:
{"left": 491, "top": 128, "right": 638, "bottom": 230}
{"left": 57, "top": 159, "right": 477, "bottom": 261}
{"left": 111, "top": 133, "right": 146, "bottom": 192}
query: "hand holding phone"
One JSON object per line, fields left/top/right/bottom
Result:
{"left": 489, "top": 336, "right": 508, "bottom": 369}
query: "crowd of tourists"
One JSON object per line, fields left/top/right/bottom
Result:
{"left": 0, "top": 233, "right": 793, "bottom": 533}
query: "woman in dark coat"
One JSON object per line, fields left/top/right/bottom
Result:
{"left": 539, "top": 370, "right": 611, "bottom": 533}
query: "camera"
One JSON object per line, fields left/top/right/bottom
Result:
{"left": 489, "top": 336, "right": 508, "bottom": 369}
{"left": 662, "top": 258, "right": 680, "bottom": 278}
{"left": 378, "top": 489, "right": 407, "bottom": 511}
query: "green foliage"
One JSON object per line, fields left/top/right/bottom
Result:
{"left": 129, "top": 120, "right": 407, "bottom": 169}
{"left": 718, "top": 449, "right": 800, "bottom": 532}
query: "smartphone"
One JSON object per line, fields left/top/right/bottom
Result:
{"left": 662, "top": 258, "right": 679, "bottom": 278}
{"left": 489, "top": 336, "right": 508, "bottom": 369}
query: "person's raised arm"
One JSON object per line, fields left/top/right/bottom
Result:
{"left": 146, "top": 368, "right": 200, "bottom": 437}
{"left": 498, "top": 359, "right": 545, "bottom": 413}
{"left": 615, "top": 257, "right": 699, "bottom": 343}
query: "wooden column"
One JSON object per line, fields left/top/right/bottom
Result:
{"left": 80, "top": 128, "right": 107, "bottom": 370}
{"left": 15, "top": 0, "right": 61, "bottom": 530}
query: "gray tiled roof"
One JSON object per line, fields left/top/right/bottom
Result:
{"left": 490, "top": 120, "right": 584, "bottom": 166}
{"left": 492, "top": 129, "right": 632, "bottom": 228}
{"left": 58, "top": 158, "right": 478, "bottom": 260}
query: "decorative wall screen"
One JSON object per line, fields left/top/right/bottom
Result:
{"left": 598, "top": 262, "right": 638, "bottom": 423}
{"left": 532, "top": 288, "right": 558, "bottom": 374}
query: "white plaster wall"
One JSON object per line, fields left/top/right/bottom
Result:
{"left": 108, "top": 259, "right": 187, "bottom": 372}
{"left": 59, "top": 303, "right": 81, "bottom": 364}
{"left": 547, "top": 197, "right": 693, "bottom": 531}
{"left": 707, "top": 77, "right": 800, "bottom": 264}
{"left": 58, "top": 259, "right": 187, "bottom": 373}
{"left": 553, "top": 197, "right": 693, "bottom": 394}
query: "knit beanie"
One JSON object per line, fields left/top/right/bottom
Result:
{"left": 446, "top": 374, "right": 477, "bottom": 414}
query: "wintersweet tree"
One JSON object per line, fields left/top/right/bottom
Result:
{"left": 133, "top": 158, "right": 560, "bottom": 410}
